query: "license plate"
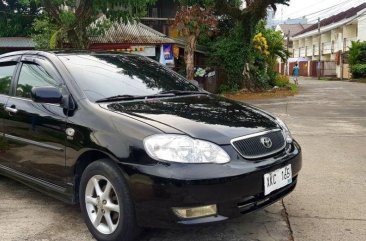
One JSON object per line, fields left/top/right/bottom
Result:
{"left": 264, "top": 164, "right": 292, "bottom": 196}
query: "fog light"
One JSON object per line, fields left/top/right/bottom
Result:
{"left": 172, "top": 205, "right": 217, "bottom": 219}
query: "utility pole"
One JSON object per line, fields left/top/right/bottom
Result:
{"left": 285, "top": 30, "right": 290, "bottom": 76}
{"left": 317, "top": 17, "right": 321, "bottom": 80}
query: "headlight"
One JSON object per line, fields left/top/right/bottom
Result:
{"left": 276, "top": 118, "right": 293, "bottom": 143}
{"left": 143, "top": 134, "right": 230, "bottom": 164}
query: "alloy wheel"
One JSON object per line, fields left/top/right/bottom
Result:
{"left": 85, "top": 175, "right": 120, "bottom": 235}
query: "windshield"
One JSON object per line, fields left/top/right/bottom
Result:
{"left": 59, "top": 54, "right": 200, "bottom": 102}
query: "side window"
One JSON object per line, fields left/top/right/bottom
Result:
{"left": 16, "top": 62, "right": 60, "bottom": 99}
{"left": 0, "top": 62, "right": 17, "bottom": 95}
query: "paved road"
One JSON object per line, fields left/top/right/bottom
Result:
{"left": 1, "top": 79, "right": 366, "bottom": 241}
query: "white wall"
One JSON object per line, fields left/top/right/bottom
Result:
{"left": 343, "top": 24, "right": 357, "bottom": 39}
{"left": 358, "top": 15, "right": 366, "bottom": 41}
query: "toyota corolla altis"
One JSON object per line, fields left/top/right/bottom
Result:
{"left": 0, "top": 51, "right": 301, "bottom": 241}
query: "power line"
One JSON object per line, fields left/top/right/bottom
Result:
{"left": 302, "top": 0, "right": 353, "bottom": 18}
{"left": 282, "top": 0, "right": 347, "bottom": 19}
{"left": 306, "top": 0, "right": 365, "bottom": 23}
{"left": 281, "top": 0, "right": 365, "bottom": 21}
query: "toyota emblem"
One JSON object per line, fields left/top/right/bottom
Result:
{"left": 260, "top": 137, "right": 272, "bottom": 149}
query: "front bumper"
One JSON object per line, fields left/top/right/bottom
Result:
{"left": 124, "top": 141, "right": 302, "bottom": 228}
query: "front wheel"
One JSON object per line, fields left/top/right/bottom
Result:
{"left": 79, "top": 159, "right": 140, "bottom": 241}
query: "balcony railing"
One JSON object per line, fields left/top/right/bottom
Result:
{"left": 322, "top": 42, "right": 332, "bottom": 54}
{"left": 299, "top": 47, "right": 306, "bottom": 57}
{"left": 306, "top": 46, "right": 313, "bottom": 57}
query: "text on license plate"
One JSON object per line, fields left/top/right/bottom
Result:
{"left": 264, "top": 164, "right": 292, "bottom": 196}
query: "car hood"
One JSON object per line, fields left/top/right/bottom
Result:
{"left": 103, "top": 95, "right": 279, "bottom": 145}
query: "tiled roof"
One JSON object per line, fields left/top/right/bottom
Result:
{"left": 90, "top": 19, "right": 175, "bottom": 45}
{"left": 294, "top": 3, "right": 366, "bottom": 37}
{"left": 0, "top": 37, "right": 35, "bottom": 48}
{"left": 278, "top": 24, "right": 312, "bottom": 37}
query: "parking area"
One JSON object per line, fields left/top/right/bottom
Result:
{"left": 1, "top": 79, "right": 366, "bottom": 241}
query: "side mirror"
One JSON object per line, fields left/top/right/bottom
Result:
{"left": 31, "top": 86, "right": 63, "bottom": 104}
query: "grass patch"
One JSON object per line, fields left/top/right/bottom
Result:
{"left": 223, "top": 86, "right": 297, "bottom": 101}
{"left": 289, "top": 83, "right": 298, "bottom": 93}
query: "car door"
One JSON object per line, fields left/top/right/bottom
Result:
{"left": 2, "top": 55, "right": 68, "bottom": 187}
{"left": 0, "top": 56, "right": 19, "bottom": 167}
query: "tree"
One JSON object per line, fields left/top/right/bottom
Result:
{"left": 173, "top": 1, "right": 217, "bottom": 80}
{"left": 349, "top": 41, "right": 366, "bottom": 79}
{"left": 212, "top": 0, "right": 289, "bottom": 89}
{"left": 0, "top": 0, "right": 41, "bottom": 37}
{"left": 253, "top": 20, "right": 289, "bottom": 86}
{"left": 39, "top": 0, "right": 156, "bottom": 49}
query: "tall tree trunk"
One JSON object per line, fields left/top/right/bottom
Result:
{"left": 66, "top": 27, "right": 89, "bottom": 49}
{"left": 66, "top": 28, "right": 82, "bottom": 48}
{"left": 184, "top": 34, "right": 197, "bottom": 80}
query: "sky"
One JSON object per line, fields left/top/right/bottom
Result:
{"left": 274, "top": 0, "right": 366, "bottom": 23}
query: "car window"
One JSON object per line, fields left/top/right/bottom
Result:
{"left": 59, "top": 54, "right": 199, "bottom": 102}
{"left": 0, "top": 62, "right": 17, "bottom": 95}
{"left": 16, "top": 62, "right": 60, "bottom": 99}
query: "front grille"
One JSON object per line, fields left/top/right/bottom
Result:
{"left": 231, "top": 129, "right": 286, "bottom": 159}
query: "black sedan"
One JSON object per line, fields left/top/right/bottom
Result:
{"left": 0, "top": 51, "right": 301, "bottom": 241}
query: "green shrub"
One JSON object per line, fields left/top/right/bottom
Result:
{"left": 275, "top": 74, "right": 290, "bottom": 87}
{"left": 349, "top": 41, "right": 366, "bottom": 66}
{"left": 289, "top": 83, "right": 298, "bottom": 93}
{"left": 351, "top": 64, "right": 366, "bottom": 79}
{"left": 218, "top": 82, "right": 239, "bottom": 93}
{"left": 267, "top": 69, "right": 278, "bottom": 87}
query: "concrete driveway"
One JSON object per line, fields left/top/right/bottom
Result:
{"left": 1, "top": 79, "right": 366, "bottom": 241}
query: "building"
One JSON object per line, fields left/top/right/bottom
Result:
{"left": 141, "top": 0, "right": 178, "bottom": 36}
{"left": 89, "top": 18, "right": 175, "bottom": 61}
{"left": 276, "top": 23, "right": 313, "bottom": 50}
{"left": 142, "top": 1, "right": 209, "bottom": 71}
{"left": 290, "top": 3, "right": 366, "bottom": 79}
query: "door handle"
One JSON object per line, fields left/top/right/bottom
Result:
{"left": 5, "top": 106, "right": 18, "bottom": 114}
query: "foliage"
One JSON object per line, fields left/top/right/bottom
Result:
{"left": 173, "top": 3, "right": 217, "bottom": 80}
{"left": 209, "top": 0, "right": 289, "bottom": 91}
{"left": 178, "top": 0, "right": 215, "bottom": 6}
{"left": 349, "top": 41, "right": 366, "bottom": 66}
{"left": 38, "top": 0, "right": 156, "bottom": 49}
{"left": 289, "top": 83, "right": 298, "bottom": 93}
{"left": 214, "top": 0, "right": 290, "bottom": 44}
{"left": 0, "top": 0, "right": 41, "bottom": 37}
{"left": 348, "top": 41, "right": 366, "bottom": 79}
{"left": 275, "top": 74, "right": 290, "bottom": 87}
{"left": 351, "top": 64, "right": 366, "bottom": 79}
{"left": 255, "top": 20, "right": 289, "bottom": 63}
{"left": 253, "top": 33, "right": 270, "bottom": 56}
{"left": 210, "top": 25, "right": 249, "bottom": 92}
{"left": 31, "top": 15, "right": 59, "bottom": 49}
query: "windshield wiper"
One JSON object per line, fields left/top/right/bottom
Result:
{"left": 96, "top": 93, "right": 176, "bottom": 103}
{"left": 158, "top": 90, "right": 209, "bottom": 95}
{"left": 96, "top": 95, "right": 142, "bottom": 103}
{"left": 96, "top": 91, "right": 208, "bottom": 103}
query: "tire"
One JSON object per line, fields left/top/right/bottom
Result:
{"left": 79, "top": 159, "right": 140, "bottom": 241}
